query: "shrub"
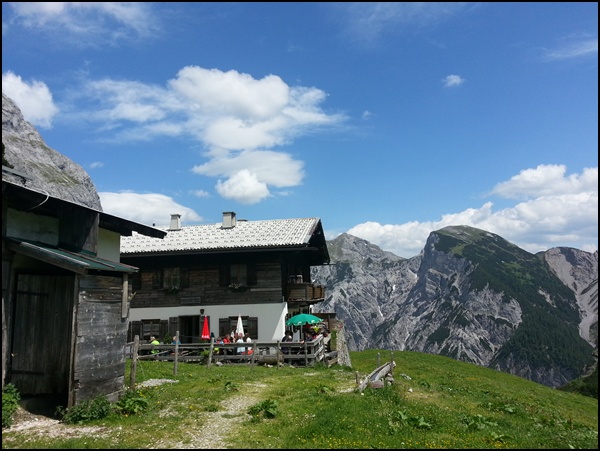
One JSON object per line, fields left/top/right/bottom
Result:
{"left": 248, "top": 398, "right": 277, "bottom": 419}
{"left": 56, "top": 395, "right": 111, "bottom": 424}
{"left": 2, "top": 384, "right": 21, "bottom": 428}
{"left": 115, "top": 388, "right": 149, "bottom": 415}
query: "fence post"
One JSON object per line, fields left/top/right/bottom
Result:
{"left": 251, "top": 342, "right": 257, "bottom": 366}
{"left": 276, "top": 340, "right": 282, "bottom": 369}
{"left": 304, "top": 341, "right": 308, "bottom": 366}
{"left": 208, "top": 337, "right": 215, "bottom": 366}
{"left": 130, "top": 335, "right": 139, "bottom": 389}
{"left": 173, "top": 331, "right": 180, "bottom": 376}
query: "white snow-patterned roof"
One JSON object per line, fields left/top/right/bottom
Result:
{"left": 121, "top": 217, "right": 324, "bottom": 255}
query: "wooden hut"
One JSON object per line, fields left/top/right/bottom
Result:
{"left": 2, "top": 174, "right": 165, "bottom": 407}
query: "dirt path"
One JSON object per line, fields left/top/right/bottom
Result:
{"left": 6, "top": 380, "right": 268, "bottom": 449}
{"left": 154, "top": 382, "right": 268, "bottom": 449}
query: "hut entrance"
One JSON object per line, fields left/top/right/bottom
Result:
{"left": 10, "top": 274, "right": 74, "bottom": 397}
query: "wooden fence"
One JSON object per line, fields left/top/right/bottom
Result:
{"left": 127, "top": 334, "right": 331, "bottom": 379}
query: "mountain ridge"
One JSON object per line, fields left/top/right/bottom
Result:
{"left": 313, "top": 229, "right": 598, "bottom": 388}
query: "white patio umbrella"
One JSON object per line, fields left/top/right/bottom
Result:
{"left": 236, "top": 314, "right": 244, "bottom": 337}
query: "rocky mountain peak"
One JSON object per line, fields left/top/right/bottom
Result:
{"left": 314, "top": 226, "right": 598, "bottom": 388}
{"left": 2, "top": 93, "right": 102, "bottom": 210}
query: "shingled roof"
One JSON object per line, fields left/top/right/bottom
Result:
{"left": 120, "top": 214, "right": 329, "bottom": 263}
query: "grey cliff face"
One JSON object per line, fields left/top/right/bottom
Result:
{"left": 2, "top": 93, "right": 102, "bottom": 210}
{"left": 542, "top": 247, "right": 598, "bottom": 347}
{"left": 313, "top": 229, "right": 598, "bottom": 388}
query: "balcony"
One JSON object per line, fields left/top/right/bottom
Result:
{"left": 286, "top": 283, "right": 325, "bottom": 306}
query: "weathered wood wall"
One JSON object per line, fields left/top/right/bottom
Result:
{"left": 73, "top": 274, "right": 129, "bottom": 405}
{"left": 130, "top": 260, "right": 284, "bottom": 308}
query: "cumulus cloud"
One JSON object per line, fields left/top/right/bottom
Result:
{"left": 443, "top": 74, "right": 465, "bottom": 88}
{"left": 99, "top": 192, "right": 203, "bottom": 227}
{"left": 348, "top": 165, "right": 598, "bottom": 258}
{"left": 91, "top": 70, "right": 332, "bottom": 211}
{"left": 62, "top": 66, "right": 343, "bottom": 204}
{"left": 192, "top": 149, "right": 304, "bottom": 203}
{"left": 5, "top": 61, "right": 344, "bottom": 205}
{"left": 215, "top": 170, "right": 271, "bottom": 204}
{"left": 490, "top": 165, "right": 598, "bottom": 199}
{"left": 2, "top": 71, "right": 59, "bottom": 128}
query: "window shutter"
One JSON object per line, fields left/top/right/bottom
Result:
{"left": 160, "top": 320, "right": 169, "bottom": 341}
{"left": 152, "top": 270, "right": 162, "bottom": 289}
{"left": 219, "top": 317, "right": 230, "bottom": 338}
{"left": 247, "top": 262, "right": 257, "bottom": 286}
{"left": 181, "top": 267, "right": 190, "bottom": 288}
{"left": 169, "top": 316, "right": 179, "bottom": 338}
{"left": 131, "top": 272, "right": 142, "bottom": 290}
{"left": 219, "top": 264, "right": 230, "bottom": 286}
{"left": 248, "top": 317, "right": 258, "bottom": 339}
{"left": 129, "top": 321, "right": 142, "bottom": 342}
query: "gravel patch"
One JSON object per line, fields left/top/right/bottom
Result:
{"left": 137, "top": 378, "right": 179, "bottom": 388}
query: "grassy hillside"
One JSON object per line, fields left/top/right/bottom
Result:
{"left": 3, "top": 350, "right": 597, "bottom": 449}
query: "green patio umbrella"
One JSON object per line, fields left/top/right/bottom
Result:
{"left": 285, "top": 313, "right": 323, "bottom": 327}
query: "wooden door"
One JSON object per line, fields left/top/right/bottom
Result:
{"left": 11, "top": 275, "right": 75, "bottom": 396}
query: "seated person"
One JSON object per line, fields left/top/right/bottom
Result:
{"left": 281, "top": 330, "right": 293, "bottom": 354}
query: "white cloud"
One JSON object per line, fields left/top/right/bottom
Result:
{"left": 89, "top": 161, "right": 104, "bottom": 169}
{"left": 490, "top": 165, "right": 598, "bottom": 199}
{"left": 7, "top": 2, "right": 157, "bottom": 45}
{"left": 170, "top": 67, "right": 290, "bottom": 120}
{"left": 99, "top": 192, "right": 203, "bottom": 227}
{"left": 542, "top": 36, "right": 598, "bottom": 61}
{"left": 335, "top": 2, "right": 476, "bottom": 44}
{"left": 2, "top": 71, "right": 59, "bottom": 128}
{"left": 443, "top": 74, "right": 465, "bottom": 88}
{"left": 58, "top": 66, "right": 342, "bottom": 205}
{"left": 348, "top": 165, "right": 598, "bottom": 258}
{"left": 215, "top": 170, "right": 271, "bottom": 204}
{"left": 190, "top": 190, "right": 210, "bottom": 198}
{"left": 6, "top": 65, "right": 344, "bottom": 205}
{"left": 192, "top": 150, "right": 304, "bottom": 187}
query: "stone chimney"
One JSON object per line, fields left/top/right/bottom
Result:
{"left": 169, "top": 214, "right": 181, "bottom": 231}
{"left": 222, "top": 211, "right": 236, "bottom": 229}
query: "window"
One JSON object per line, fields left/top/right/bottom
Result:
{"left": 142, "top": 319, "right": 161, "bottom": 341}
{"left": 230, "top": 264, "right": 247, "bottom": 285}
{"left": 152, "top": 267, "right": 189, "bottom": 291}
{"left": 219, "top": 262, "right": 257, "bottom": 287}
{"left": 163, "top": 267, "right": 181, "bottom": 289}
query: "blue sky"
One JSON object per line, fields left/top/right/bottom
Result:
{"left": 2, "top": 2, "right": 597, "bottom": 258}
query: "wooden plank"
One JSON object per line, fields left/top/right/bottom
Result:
{"left": 357, "top": 361, "right": 395, "bottom": 392}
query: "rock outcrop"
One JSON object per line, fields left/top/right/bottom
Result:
{"left": 2, "top": 93, "right": 102, "bottom": 210}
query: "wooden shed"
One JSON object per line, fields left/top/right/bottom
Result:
{"left": 2, "top": 173, "right": 165, "bottom": 407}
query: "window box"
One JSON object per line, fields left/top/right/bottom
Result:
{"left": 228, "top": 283, "right": 247, "bottom": 292}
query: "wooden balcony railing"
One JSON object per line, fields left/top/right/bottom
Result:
{"left": 286, "top": 283, "right": 325, "bottom": 303}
